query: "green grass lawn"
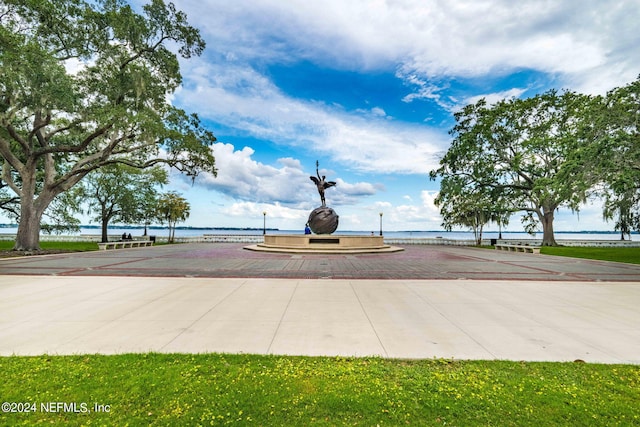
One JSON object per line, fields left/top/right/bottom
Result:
{"left": 1, "top": 354, "right": 638, "bottom": 426}
{"left": 0, "top": 240, "right": 99, "bottom": 252}
{"left": 0, "top": 240, "right": 167, "bottom": 256}
{"left": 540, "top": 246, "right": 640, "bottom": 264}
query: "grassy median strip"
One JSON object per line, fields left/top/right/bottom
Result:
{"left": 540, "top": 246, "right": 640, "bottom": 264}
{"left": 0, "top": 241, "right": 98, "bottom": 252}
{"left": 1, "top": 354, "right": 639, "bottom": 426}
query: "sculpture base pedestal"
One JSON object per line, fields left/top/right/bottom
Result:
{"left": 245, "top": 234, "right": 403, "bottom": 254}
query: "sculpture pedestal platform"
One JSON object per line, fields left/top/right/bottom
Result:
{"left": 245, "top": 234, "right": 404, "bottom": 254}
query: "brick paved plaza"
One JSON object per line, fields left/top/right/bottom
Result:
{"left": 1, "top": 243, "right": 640, "bottom": 281}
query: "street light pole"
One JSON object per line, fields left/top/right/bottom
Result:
{"left": 379, "top": 212, "right": 383, "bottom": 236}
{"left": 263, "top": 211, "right": 266, "bottom": 235}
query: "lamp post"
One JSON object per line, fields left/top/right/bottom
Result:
{"left": 263, "top": 211, "right": 267, "bottom": 235}
{"left": 379, "top": 212, "right": 383, "bottom": 236}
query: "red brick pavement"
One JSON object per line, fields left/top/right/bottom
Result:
{"left": 1, "top": 243, "right": 639, "bottom": 282}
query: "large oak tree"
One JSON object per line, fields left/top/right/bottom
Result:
{"left": 0, "top": 0, "right": 217, "bottom": 250}
{"left": 431, "top": 90, "right": 597, "bottom": 246}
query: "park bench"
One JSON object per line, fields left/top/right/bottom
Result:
{"left": 97, "top": 240, "right": 154, "bottom": 250}
{"left": 494, "top": 243, "right": 541, "bottom": 254}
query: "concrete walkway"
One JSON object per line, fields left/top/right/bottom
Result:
{"left": 1, "top": 244, "right": 639, "bottom": 362}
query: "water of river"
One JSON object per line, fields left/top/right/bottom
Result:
{"left": 1, "top": 226, "right": 634, "bottom": 241}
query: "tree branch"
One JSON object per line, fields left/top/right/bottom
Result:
{"left": 43, "top": 152, "right": 56, "bottom": 187}
{"left": 49, "top": 131, "right": 139, "bottom": 192}
{"left": 44, "top": 118, "right": 82, "bottom": 141}
{"left": 1, "top": 159, "right": 22, "bottom": 196}
{"left": 30, "top": 111, "right": 52, "bottom": 148}
{"left": 119, "top": 36, "right": 168, "bottom": 71}
{"left": 0, "top": 138, "right": 26, "bottom": 176}
{"left": 34, "top": 122, "right": 115, "bottom": 156}
{"left": 6, "top": 124, "right": 31, "bottom": 156}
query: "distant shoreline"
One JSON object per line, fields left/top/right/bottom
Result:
{"left": 0, "top": 224, "right": 279, "bottom": 232}
{"left": 0, "top": 226, "right": 637, "bottom": 243}
{"left": 0, "top": 223, "right": 636, "bottom": 235}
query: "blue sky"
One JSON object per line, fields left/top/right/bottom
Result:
{"left": 157, "top": 0, "right": 640, "bottom": 232}
{"left": 29, "top": 0, "right": 640, "bottom": 233}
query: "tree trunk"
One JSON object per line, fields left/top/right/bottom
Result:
{"left": 13, "top": 169, "right": 50, "bottom": 251}
{"left": 475, "top": 223, "right": 484, "bottom": 246}
{"left": 9, "top": 152, "right": 86, "bottom": 251}
{"left": 101, "top": 216, "right": 109, "bottom": 243}
{"left": 98, "top": 199, "right": 119, "bottom": 243}
{"left": 13, "top": 180, "right": 55, "bottom": 251}
{"left": 14, "top": 201, "right": 44, "bottom": 251}
{"left": 539, "top": 208, "right": 557, "bottom": 246}
{"left": 168, "top": 221, "right": 175, "bottom": 243}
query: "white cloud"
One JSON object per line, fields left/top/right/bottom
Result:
{"left": 387, "top": 190, "right": 442, "bottom": 226}
{"left": 371, "top": 107, "right": 387, "bottom": 117}
{"left": 334, "top": 178, "right": 377, "bottom": 197}
{"left": 191, "top": 142, "right": 382, "bottom": 208}
{"left": 195, "top": 142, "right": 310, "bottom": 206}
{"left": 223, "top": 201, "right": 306, "bottom": 221}
{"left": 347, "top": 191, "right": 442, "bottom": 230}
{"left": 177, "top": 59, "right": 448, "bottom": 174}
{"left": 400, "top": 75, "right": 446, "bottom": 105}
{"left": 181, "top": 0, "right": 638, "bottom": 92}
{"left": 323, "top": 116, "right": 445, "bottom": 174}
{"left": 421, "top": 190, "right": 441, "bottom": 215}
{"left": 400, "top": 72, "right": 529, "bottom": 113}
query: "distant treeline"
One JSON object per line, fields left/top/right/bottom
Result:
{"left": 0, "top": 224, "right": 279, "bottom": 231}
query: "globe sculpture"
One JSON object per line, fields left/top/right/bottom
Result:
{"left": 308, "top": 206, "right": 339, "bottom": 234}
{"left": 308, "top": 161, "right": 339, "bottom": 234}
